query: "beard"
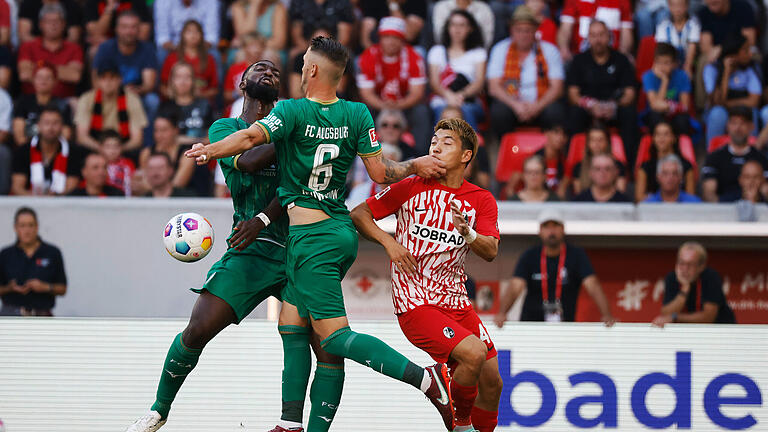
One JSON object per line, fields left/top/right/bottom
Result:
{"left": 244, "top": 81, "right": 278, "bottom": 103}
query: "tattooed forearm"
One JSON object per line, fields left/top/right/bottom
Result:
{"left": 381, "top": 156, "right": 414, "bottom": 183}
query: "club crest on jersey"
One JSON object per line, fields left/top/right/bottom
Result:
{"left": 368, "top": 128, "right": 380, "bottom": 147}
{"left": 443, "top": 327, "right": 455, "bottom": 339}
{"left": 409, "top": 223, "right": 465, "bottom": 247}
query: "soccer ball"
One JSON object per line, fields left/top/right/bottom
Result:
{"left": 163, "top": 212, "right": 215, "bottom": 262}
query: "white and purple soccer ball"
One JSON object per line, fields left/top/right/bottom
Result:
{"left": 163, "top": 212, "right": 215, "bottom": 262}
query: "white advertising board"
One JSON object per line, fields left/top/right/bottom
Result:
{"left": 0, "top": 319, "right": 765, "bottom": 431}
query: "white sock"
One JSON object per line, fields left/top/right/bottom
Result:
{"left": 419, "top": 369, "right": 432, "bottom": 393}
{"left": 278, "top": 420, "right": 303, "bottom": 430}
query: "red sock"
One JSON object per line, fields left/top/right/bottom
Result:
{"left": 451, "top": 381, "right": 478, "bottom": 426}
{"left": 471, "top": 405, "right": 498, "bottom": 432}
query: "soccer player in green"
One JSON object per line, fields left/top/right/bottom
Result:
{"left": 187, "top": 37, "right": 458, "bottom": 430}
{"left": 126, "top": 60, "right": 343, "bottom": 432}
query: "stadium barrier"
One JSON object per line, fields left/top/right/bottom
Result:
{"left": 0, "top": 198, "right": 766, "bottom": 320}
{"left": 0, "top": 319, "right": 765, "bottom": 431}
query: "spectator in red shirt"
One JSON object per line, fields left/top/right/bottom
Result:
{"left": 0, "top": 0, "right": 10, "bottom": 48}
{"left": 161, "top": 20, "right": 219, "bottom": 101}
{"left": 357, "top": 17, "right": 431, "bottom": 153}
{"left": 17, "top": 3, "right": 84, "bottom": 99}
{"left": 99, "top": 129, "right": 135, "bottom": 195}
{"left": 557, "top": 0, "right": 634, "bottom": 61}
{"left": 223, "top": 32, "right": 266, "bottom": 106}
{"left": 527, "top": 0, "right": 557, "bottom": 45}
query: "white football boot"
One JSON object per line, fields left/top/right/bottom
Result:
{"left": 124, "top": 411, "right": 166, "bottom": 432}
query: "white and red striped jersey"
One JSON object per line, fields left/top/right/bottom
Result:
{"left": 366, "top": 177, "right": 500, "bottom": 314}
{"left": 561, "top": 0, "right": 633, "bottom": 53}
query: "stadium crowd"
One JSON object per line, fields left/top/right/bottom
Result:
{"left": 0, "top": 0, "right": 768, "bottom": 205}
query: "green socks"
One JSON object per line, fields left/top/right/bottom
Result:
{"left": 307, "top": 362, "right": 345, "bottom": 432}
{"left": 151, "top": 333, "right": 201, "bottom": 419}
{"left": 279, "top": 325, "right": 312, "bottom": 423}
{"left": 321, "top": 327, "right": 424, "bottom": 389}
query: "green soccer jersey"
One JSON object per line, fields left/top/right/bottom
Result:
{"left": 209, "top": 117, "right": 288, "bottom": 249}
{"left": 255, "top": 98, "right": 382, "bottom": 219}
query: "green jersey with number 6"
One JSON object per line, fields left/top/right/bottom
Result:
{"left": 255, "top": 98, "right": 382, "bottom": 219}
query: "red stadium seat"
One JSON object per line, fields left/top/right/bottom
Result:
{"left": 495, "top": 131, "right": 547, "bottom": 182}
{"left": 565, "top": 133, "right": 626, "bottom": 177}
{"left": 635, "top": 134, "right": 698, "bottom": 177}
{"left": 708, "top": 135, "right": 757, "bottom": 153}
{"left": 636, "top": 36, "right": 657, "bottom": 82}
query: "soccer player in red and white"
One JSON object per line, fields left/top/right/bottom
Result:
{"left": 351, "top": 119, "right": 503, "bottom": 432}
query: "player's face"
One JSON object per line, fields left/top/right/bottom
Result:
{"left": 246, "top": 61, "right": 281, "bottom": 91}
{"left": 429, "top": 129, "right": 471, "bottom": 170}
{"left": 539, "top": 221, "right": 564, "bottom": 247}
{"left": 14, "top": 214, "right": 38, "bottom": 246}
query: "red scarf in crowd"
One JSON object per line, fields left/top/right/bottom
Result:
{"left": 29, "top": 135, "right": 69, "bottom": 194}
{"left": 90, "top": 88, "right": 130, "bottom": 139}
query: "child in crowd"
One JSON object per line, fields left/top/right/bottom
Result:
{"left": 642, "top": 42, "right": 691, "bottom": 135}
{"left": 654, "top": 0, "right": 699, "bottom": 77}
{"left": 99, "top": 130, "right": 135, "bottom": 196}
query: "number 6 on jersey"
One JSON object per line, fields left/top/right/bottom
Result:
{"left": 308, "top": 143, "right": 339, "bottom": 191}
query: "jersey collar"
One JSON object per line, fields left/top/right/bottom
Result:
{"left": 307, "top": 96, "right": 340, "bottom": 105}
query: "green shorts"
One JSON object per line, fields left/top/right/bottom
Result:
{"left": 285, "top": 218, "right": 358, "bottom": 320}
{"left": 192, "top": 239, "right": 286, "bottom": 323}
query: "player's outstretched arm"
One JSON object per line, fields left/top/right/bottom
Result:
{"left": 350, "top": 202, "right": 418, "bottom": 275}
{"left": 186, "top": 124, "right": 268, "bottom": 165}
{"left": 235, "top": 143, "right": 276, "bottom": 173}
{"left": 361, "top": 153, "right": 446, "bottom": 184}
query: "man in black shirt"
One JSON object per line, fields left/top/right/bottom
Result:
{"left": 573, "top": 154, "right": 633, "bottom": 202}
{"left": 697, "top": 0, "right": 757, "bottom": 64}
{"left": 12, "top": 65, "right": 73, "bottom": 146}
{"left": 68, "top": 152, "right": 124, "bottom": 197}
{"left": 565, "top": 20, "right": 638, "bottom": 164}
{"left": 702, "top": 106, "right": 768, "bottom": 202}
{"left": 494, "top": 209, "right": 615, "bottom": 326}
{"left": 652, "top": 242, "right": 736, "bottom": 326}
{"left": 0, "top": 207, "right": 67, "bottom": 316}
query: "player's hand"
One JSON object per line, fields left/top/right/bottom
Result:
{"left": 384, "top": 239, "right": 418, "bottom": 276}
{"left": 412, "top": 155, "right": 446, "bottom": 179}
{"left": 228, "top": 218, "right": 265, "bottom": 251}
{"left": 652, "top": 314, "right": 673, "bottom": 328}
{"left": 450, "top": 200, "right": 469, "bottom": 236}
{"left": 185, "top": 143, "right": 212, "bottom": 165}
{"left": 494, "top": 312, "right": 507, "bottom": 329}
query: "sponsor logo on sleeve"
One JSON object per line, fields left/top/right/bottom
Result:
{"left": 368, "top": 128, "right": 380, "bottom": 147}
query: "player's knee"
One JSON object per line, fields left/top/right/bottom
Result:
{"left": 182, "top": 322, "right": 211, "bottom": 349}
{"left": 480, "top": 368, "right": 504, "bottom": 399}
{"left": 457, "top": 337, "right": 487, "bottom": 374}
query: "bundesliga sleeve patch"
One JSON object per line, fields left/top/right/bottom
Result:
{"left": 368, "top": 128, "right": 380, "bottom": 147}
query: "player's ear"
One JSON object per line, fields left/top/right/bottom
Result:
{"left": 311, "top": 63, "right": 318, "bottom": 78}
{"left": 461, "top": 149, "right": 473, "bottom": 165}
{"left": 238, "top": 79, "right": 246, "bottom": 91}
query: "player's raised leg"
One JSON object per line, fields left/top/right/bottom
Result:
{"left": 126, "top": 291, "right": 236, "bottom": 432}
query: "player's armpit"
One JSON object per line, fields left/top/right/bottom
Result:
{"left": 235, "top": 143, "right": 276, "bottom": 173}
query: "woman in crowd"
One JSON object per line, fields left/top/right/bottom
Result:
{"left": 509, "top": 155, "right": 560, "bottom": 202}
{"left": 635, "top": 120, "right": 695, "bottom": 202}
{"left": 159, "top": 62, "right": 213, "bottom": 147}
{"left": 229, "top": 0, "right": 287, "bottom": 55}
{"left": 160, "top": 20, "right": 219, "bottom": 101}
{"left": 570, "top": 125, "right": 627, "bottom": 195}
{"left": 426, "top": 10, "right": 486, "bottom": 130}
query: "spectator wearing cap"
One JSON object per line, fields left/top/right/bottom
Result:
{"left": 644, "top": 154, "right": 702, "bottom": 202}
{"left": 565, "top": 20, "right": 638, "bottom": 165}
{"left": 573, "top": 153, "right": 632, "bottom": 202}
{"left": 719, "top": 160, "right": 768, "bottom": 203}
{"left": 84, "top": 0, "right": 152, "bottom": 50}
{"left": 68, "top": 153, "right": 124, "bottom": 197}
{"left": 697, "top": 0, "right": 756, "bottom": 65}
{"left": 358, "top": 17, "right": 431, "bottom": 154}
{"left": 0, "top": 207, "right": 67, "bottom": 317}
{"left": 652, "top": 242, "right": 735, "bottom": 327}
{"left": 153, "top": 0, "right": 220, "bottom": 64}
{"left": 12, "top": 64, "right": 73, "bottom": 147}
{"left": 17, "top": 3, "right": 84, "bottom": 99}
{"left": 487, "top": 6, "right": 565, "bottom": 138}
{"left": 426, "top": 10, "right": 487, "bottom": 131}
{"left": 289, "top": 0, "right": 354, "bottom": 56}
{"left": 92, "top": 10, "right": 160, "bottom": 136}
{"left": 74, "top": 64, "right": 148, "bottom": 153}
{"left": 359, "top": 0, "right": 427, "bottom": 49}
{"left": 557, "top": 0, "right": 633, "bottom": 61}
{"left": 11, "top": 107, "right": 80, "bottom": 196}
{"left": 495, "top": 209, "right": 615, "bottom": 326}
{"left": 433, "top": 0, "right": 493, "bottom": 50}
{"left": 18, "top": 0, "right": 83, "bottom": 44}
{"left": 702, "top": 106, "right": 768, "bottom": 202}
{"left": 703, "top": 33, "right": 761, "bottom": 146}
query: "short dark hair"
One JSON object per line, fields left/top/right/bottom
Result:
{"left": 116, "top": 9, "right": 140, "bottom": 22}
{"left": 654, "top": 42, "right": 677, "bottom": 60}
{"left": 39, "top": 104, "right": 63, "bottom": 120}
{"left": 14, "top": 207, "right": 38, "bottom": 224}
{"left": 434, "top": 118, "right": 478, "bottom": 164}
{"left": 728, "top": 105, "right": 753, "bottom": 122}
{"left": 155, "top": 110, "right": 179, "bottom": 128}
{"left": 99, "top": 129, "right": 123, "bottom": 143}
{"left": 148, "top": 151, "right": 173, "bottom": 168}
{"left": 542, "top": 121, "right": 565, "bottom": 133}
{"left": 309, "top": 36, "right": 349, "bottom": 75}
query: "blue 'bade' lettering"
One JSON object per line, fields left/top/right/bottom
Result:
{"left": 704, "top": 374, "right": 762, "bottom": 430}
{"left": 498, "top": 350, "right": 762, "bottom": 429}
